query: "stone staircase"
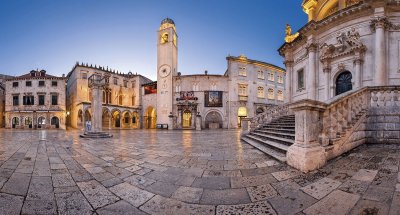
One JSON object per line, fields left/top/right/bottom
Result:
{"left": 241, "top": 115, "right": 295, "bottom": 162}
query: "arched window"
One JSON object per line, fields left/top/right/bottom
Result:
{"left": 119, "top": 95, "right": 123, "bottom": 105}
{"left": 268, "top": 88, "right": 274, "bottom": 100}
{"left": 336, "top": 71, "right": 352, "bottom": 96}
{"left": 277, "top": 90, "right": 284, "bottom": 101}
{"left": 257, "top": 86, "right": 264, "bottom": 98}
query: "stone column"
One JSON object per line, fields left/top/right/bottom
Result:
{"left": 91, "top": 84, "right": 102, "bottom": 132}
{"left": 196, "top": 115, "right": 201, "bottom": 131}
{"left": 307, "top": 43, "right": 318, "bottom": 100}
{"left": 241, "top": 118, "right": 251, "bottom": 135}
{"left": 323, "top": 67, "right": 331, "bottom": 101}
{"left": 373, "top": 17, "right": 388, "bottom": 86}
{"left": 287, "top": 100, "right": 327, "bottom": 172}
{"left": 354, "top": 58, "right": 363, "bottom": 89}
{"left": 284, "top": 60, "right": 294, "bottom": 103}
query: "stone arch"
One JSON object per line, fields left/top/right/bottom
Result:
{"left": 144, "top": 106, "right": 156, "bottom": 129}
{"left": 77, "top": 109, "right": 83, "bottom": 128}
{"left": 37, "top": 116, "right": 46, "bottom": 129}
{"left": 132, "top": 111, "right": 139, "bottom": 128}
{"left": 51, "top": 116, "right": 60, "bottom": 128}
{"left": 121, "top": 110, "right": 132, "bottom": 129}
{"left": 111, "top": 109, "right": 121, "bottom": 128}
{"left": 316, "top": 0, "right": 339, "bottom": 21}
{"left": 12, "top": 116, "right": 19, "bottom": 128}
{"left": 204, "top": 110, "right": 223, "bottom": 129}
{"left": 84, "top": 109, "right": 91, "bottom": 122}
{"left": 24, "top": 116, "right": 33, "bottom": 129}
{"left": 237, "top": 107, "right": 247, "bottom": 128}
{"left": 335, "top": 71, "right": 353, "bottom": 96}
{"left": 102, "top": 108, "right": 111, "bottom": 129}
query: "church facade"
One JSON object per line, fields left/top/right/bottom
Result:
{"left": 280, "top": 0, "right": 400, "bottom": 103}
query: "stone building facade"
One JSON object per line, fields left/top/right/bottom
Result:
{"left": 66, "top": 64, "right": 152, "bottom": 130}
{"left": 140, "top": 18, "right": 286, "bottom": 129}
{"left": 4, "top": 70, "right": 67, "bottom": 129}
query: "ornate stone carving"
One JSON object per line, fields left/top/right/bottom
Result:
{"left": 370, "top": 16, "right": 390, "bottom": 32}
{"left": 320, "top": 28, "right": 366, "bottom": 61}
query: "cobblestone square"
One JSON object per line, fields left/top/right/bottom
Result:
{"left": 0, "top": 129, "right": 399, "bottom": 214}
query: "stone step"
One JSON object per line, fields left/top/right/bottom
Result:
{"left": 260, "top": 128, "right": 295, "bottom": 134}
{"left": 80, "top": 132, "right": 113, "bottom": 138}
{"left": 264, "top": 125, "right": 295, "bottom": 129}
{"left": 241, "top": 136, "right": 287, "bottom": 162}
{"left": 251, "top": 132, "right": 295, "bottom": 145}
{"left": 268, "top": 122, "right": 295, "bottom": 126}
{"left": 246, "top": 134, "right": 290, "bottom": 151}
{"left": 255, "top": 130, "right": 295, "bottom": 138}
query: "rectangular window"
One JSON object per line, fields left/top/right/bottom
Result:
{"left": 51, "top": 94, "right": 58, "bottom": 105}
{"left": 257, "top": 86, "right": 264, "bottom": 98}
{"left": 26, "top": 81, "right": 32, "bottom": 87}
{"left": 124, "top": 81, "right": 128, "bottom": 88}
{"left": 268, "top": 72, "right": 274, "bottom": 81}
{"left": 238, "top": 84, "right": 247, "bottom": 96}
{"left": 113, "top": 78, "right": 118, "bottom": 85}
{"left": 38, "top": 95, "right": 45, "bottom": 105}
{"left": 298, "top": 69, "right": 305, "bottom": 90}
{"left": 278, "top": 75, "right": 284, "bottom": 84}
{"left": 132, "top": 95, "right": 135, "bottom": 106}
{"left": 239, "top": 67, "right": 247, "bottom": 76}
{"left": 51, "top": 81, "right": 58, "bottom": 87}
{"left": 23, "top": 96, "right": 34, "bottom": 105}
{"left": 13, "top": 95, "right": 19, "bottom": 106}
{"left": 38, "top": 81, "right": 45, "bottom": 87}
{"left": 12, "top": 82, "right": 18, "bottom": 87}
{"left": 131, "top": 81, "right": 136, "bottom": 88}
{"left": 257, "top": 71, "right": 264, "bottom": 79}
{"left": 81, "top": 73, "right": 87, "bottom": 79}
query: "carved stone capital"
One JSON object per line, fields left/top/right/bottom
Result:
{"left": 284, "top": 60, "right": 294, "bottom": 67}
{"left": 370, "top": 16, "right": 390, "bottom": 32}
{"left": 306, "top": 43, "right": 318, "bottom": 52}
{"left": 353, "top": 58, "right": 363, "bottom": 65}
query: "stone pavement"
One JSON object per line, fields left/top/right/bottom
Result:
{"left": 0, "top": 129, "right": 399, "bottom": 215}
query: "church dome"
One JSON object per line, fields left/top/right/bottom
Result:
{"left": 161, "top": 18, "right": 175, "bottom": 26}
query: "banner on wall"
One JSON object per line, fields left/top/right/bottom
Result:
{"left": 205, "top": 91, "right": 223, "bottom": 107}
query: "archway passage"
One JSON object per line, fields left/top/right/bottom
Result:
{"left": 182, "top": 110, "right": 192, "bottom": 128}
{"left": 122, "top": 111, "right": 131, "bottom": 129}
{"left": 145, "top": 107, "right": 156, "bottom": 129}
{"left": 132, "top": 111, "right": 139, "bottom": 128}
{"left": 38, "top": 117, "right": 45, "bottom": 129}
{"left": 25, "top": 117, "right": 32, "bottom": 128}
{"left": 336, "top": 71, "right": 352, "bottom": 96}
{"left": 112, "top": 111, "right": 121, "bottom": 128}
{"left": 12, "top": 117, "right": 19, "bottom": 128}
{"left": 102, "top": 109, "right": 111, "bottom": 129}
{"left": 51, "top": 117, "right": 60, "bottom": 128}
{"left": 77, "top": 109, "right": 83, "bottom": 128}
{"left": 205, "top": 111, "right": 223, "bottom": 129}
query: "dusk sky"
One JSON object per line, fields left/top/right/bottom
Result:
{"left": 0, "top": 0, "right": 306, "bottom": 80}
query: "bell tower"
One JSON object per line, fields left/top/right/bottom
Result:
{"left": 157, "top": 18, "right": 178, "bottom": 128}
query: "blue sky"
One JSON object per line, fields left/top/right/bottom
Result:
{"left": 0, "top": 0, "right": 306, "bottom": 80}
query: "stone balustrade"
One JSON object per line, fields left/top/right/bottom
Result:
{"left": 249, "top": 104, "right": 293, "bottom": 131}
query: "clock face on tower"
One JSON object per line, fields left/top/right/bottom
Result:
{"left": 159, "top": 65, "right": 171, "bottom": 78}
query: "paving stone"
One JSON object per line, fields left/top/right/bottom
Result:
{"left": 363, "top": 185, "right": 395, "bottom": 202}
{"left": 175, "top": 175, "right": 196, "bottom": 186}
{"left": 21, "top": 200, "right": 57, "bottom": 215}
{"left": 92, "top": 172, "right": 115, "bottom": 182}
{"left": 70, "top": 169, "right": 94, "bottom": 182}
{"left": 351, "top": 169, "right": 379, "bottom": 182}
{"left": 1, "top": 172, "right": 31, "bottom": 196}
{"left": 203, "top": 170, "right": 242, "bottom": 177}
{"left": 0, "top": 176, "right": 7, "bottom": 189}
{"left": 134, "top": 168, "right": 153, "bottom": 176}
{"left": 140, "top": 195, "right": 215, "bottom": 215}
{"left": 303, "top": 190, "right": 360, "bottom": 215}
{"left": 349, "top": 199, "right": 389, "bottom": 215}
{"left": 77, "top": 180, "right": 119, "bottom": 209}
{"left": 300, "top": 177, "right": 342, "bottom": 200}
{"left": 200, "top": 188, "right": 251, "bottom": 205}
{"left": 124, "top": 175, "right": 156, "bottom": 188}
{"left": 231, "top": 174, "right": 277, "bottom": 188}
{"left": 145, "top": 181, "right": 179, "bottom": 197}
{"left": 268, "top": 190, "right": 317, "bottom": 215}
{"left": 104, "top": 166, "right": 133, "bottom": 179}
{"left": 55, "top": 191, "right": 94, "bottom": 215}
{"left": 101, "top": 177, "right": 124, "bottom": 188}
{"left": 26, "top": 176, "right": 54, "bottom": 201}
{"left": 389, "top": 192, "right": 400, "bottom": 215}
{"left": 140, "top": 163, "right": 168, "bottom": 172}
{"left": 54, "top": 186, "right": 81, "bottom": 194}
{"left": 171, "top": 186, "right": 203, "bottom": 203}
{"left": 96, "top": 200, "right": 148, "bottom": 215}
{"left": 240, "top": 167, "right": 278, "bottom": 177}
{"left": 109, "top": 182, "right": 154, "bottom": 207}
{"left": 216, "top": 201, "right": 277, "bottom": 215}
{"left": 50, "top": 163, "right": 67, "bottom": 170}
{"left": 271, "top": 179, "right": 301, "bottom": 196}
{"left": 145, "top": 171, "right": 181, "bottom": 183}
{"left": 125, "top": 165, "right": 142, "bottom": 172}
{"left": 192, "top": 177, "right": 230, "bottom": 189}
{"left": 182, "top": 167, "right": 204, "bottom": 177}
{"left": 0, "top": 193, "right": 24, "bottom": 215}
{"left": 338, "top": 179, "right": 369, "bottom": 195}
{"left": 272, "top": 169, "right": 301, "bottom": 181}
{"left": 52, "top": 174, "right": 76, "bottom": 187}
{"left": 86, "top": 166, "right": 106, "bottom": 174}
{"left": 246, "top": 184, "right": 278, "bottom": 202}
